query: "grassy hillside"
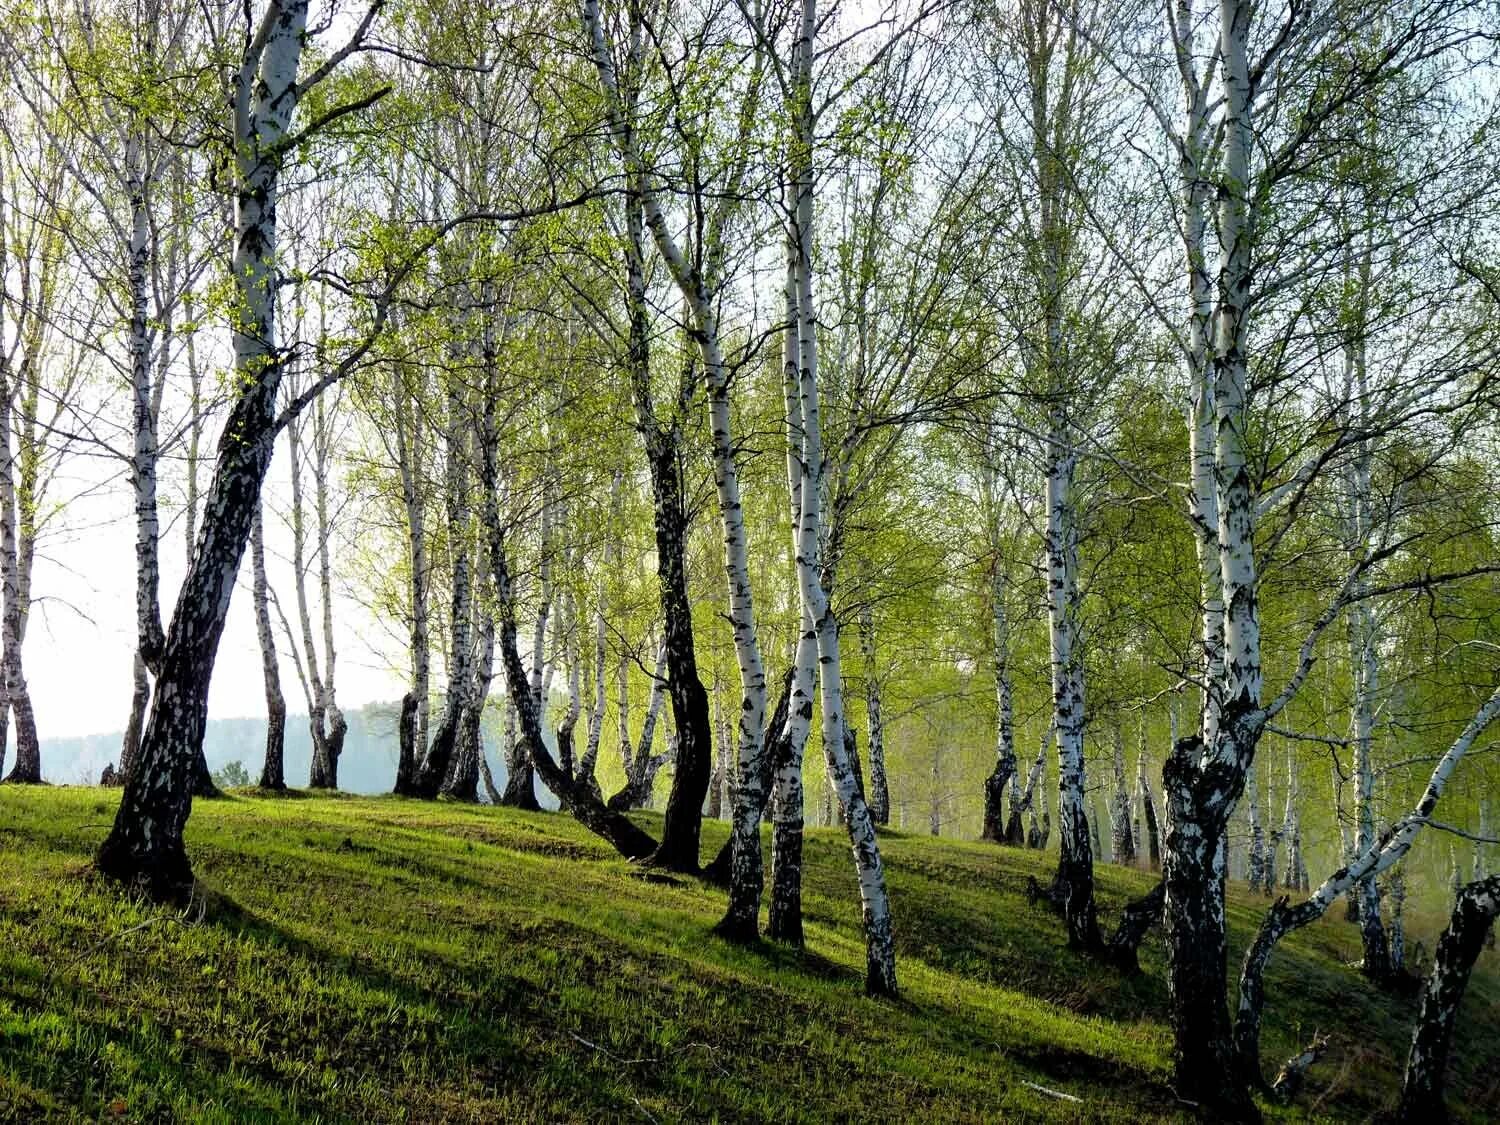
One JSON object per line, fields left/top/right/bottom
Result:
{"left": 1, "top": 789, "right": 1495, "bottom": 1123}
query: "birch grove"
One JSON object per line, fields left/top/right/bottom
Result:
{"left": 0, "top": 0, "right": 1497, "bottom": 1113}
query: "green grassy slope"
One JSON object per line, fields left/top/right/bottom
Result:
{"left": 1, "top": 788, "right": 1495, "bottom": 1122}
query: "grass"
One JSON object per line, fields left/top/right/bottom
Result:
{"left": 0, "top": 788, "right": 1495, "bottom": 1123}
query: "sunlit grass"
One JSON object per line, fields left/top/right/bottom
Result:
{"left": 0, "top": 787, "right": 1494, "bottom": 1121}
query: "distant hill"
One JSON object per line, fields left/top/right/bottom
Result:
{"left": 38, "top": 699, "right": 556, "bottom": 801}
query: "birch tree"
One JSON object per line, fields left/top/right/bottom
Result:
{"left": 95, "top": 0, "right": 393, "bottom": 895}
{"left": 1133, "top": 1, "right": 1499, "bottom": 1109}
{"left": 582, "top": 0, "right": 772, "bottom": 922}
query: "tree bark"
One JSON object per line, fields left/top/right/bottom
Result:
{"left": 858, "top": 606, "right": 890, "bottom": 826}
{"left": 394, "top": 690, "right": 419, "bottom": 796}
{"left": 642, "top": 434, "right": 713, "bottom": 870}
{"left": 1135, "top": 729, "right": 1161, "bottom": 869}
{"left": 1162, "top": 733, "right": 1260, "bottom": 1121}
{"left": 1111, "top": 725, "right": 1136, "bottom": 866}
{"left": 502, "top": 475, "right": 554, "bottom": 812}
{"left": 391, "top": 360, "right": 432, "bottom": 772}
{"left": 1232, "top": 681, "right": 1500, "bottom": 1087}
{"left": 785, "top": 20, "right": 897, "bottom": 988}
{"left": 480, "top": 431, "right": 657, "bottom": 861}
{"left": 0, "top": 346, "right": 39, "bottom": 784}
{"left": 583, "top": 0, "right": 769, "bottom": 931}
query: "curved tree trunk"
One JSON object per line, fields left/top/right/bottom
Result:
{"left": 643, "top": 438, "right": 713, "bottom": 870}
{"left": 1396, "top": 875, "right": 1500, "bottom": 1123}
{"left": 584, "top": 0, "right": 768, "bottom": 932}
{"left": 479, "top": 415, "right": 657, "bottom": 859}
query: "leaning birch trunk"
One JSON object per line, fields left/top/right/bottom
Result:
{"left": 1016, "top": 724, "right": 1051, "bottom": 848}
{"left": 1396, "top": 875, "right": 1500, "bottom": 1123}
{"left": 1232, "top": 680, "right": 1500, "bottom": 1089}
{"left": 787, "top": 9, "right": 897, "bottom": 989}
{"left": 96, "top": 0, "right": 309, "bottom": 896}
{"left": 251, "top": 500, "right": 286, "bottom": 789}
{"left": 477, "top": 385, "right": 657, "bottom": 861}
{"left": 597, "top": 14, "right": 714, "bottom": 862}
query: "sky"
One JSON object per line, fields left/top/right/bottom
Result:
{"left": 25, "top": 448, "right": 407, "bottom": 741}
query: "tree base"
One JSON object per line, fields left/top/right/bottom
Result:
{"left": 95, "top": 838, "right": 195, "bottom": 906}
{"left": 700, "top": 838, "right": 733, "bottom": 886}
{"left": 639, "top": 842, "right": 700, "bottom": 876}
{"left": 712, "top": 910, "right": 759, "bottom": 945}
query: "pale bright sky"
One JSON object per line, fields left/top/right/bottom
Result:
{"left": 26, "top": 448, "right": 405, "bottom": 741}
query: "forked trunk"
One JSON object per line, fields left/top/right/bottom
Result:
{"left": 96, "top": 0, "right": 309, "bottom": 894}
{"left": 1161, "top": 735, "right": 1259, "bottom": 1121}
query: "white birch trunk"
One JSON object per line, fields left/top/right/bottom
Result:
{"left": 1111, "top": 726, "right": 1135, "bottom": 866}
{"left": 786, "top": 4, "right": 896, "bottom": 987}
{"left": 581, "top": 0, "right": 767, "bottom": 931}
{"left": 98, "top": 0, "right": 312, "bottom": 892}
